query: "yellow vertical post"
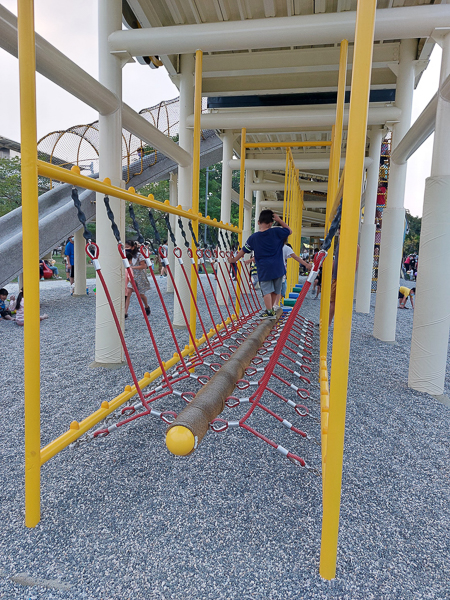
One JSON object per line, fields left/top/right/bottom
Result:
{"left": 320, "top": 2, "right": 376, "bottom": 580}
{"left": 189, "top": 49, "right": 203, "bottom": 338}
{"left": 18, "top": 0, "right": 41, "bottom": 527}
{"left": 235, "top": 128, "right": 246, "bottom": 316}
{"left": 283, "top": 150, "right": 289, "bottom": 222}
{"left": 320, "top": 39, "right": 348, "bottom": 360}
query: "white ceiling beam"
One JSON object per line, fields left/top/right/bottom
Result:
{"left": 109, "top": 6, "right": 450, "bottom": 56}
{"left": 187, "top": 106, "right": 401, "bottom": 130}
{"left": 250, "top": 181, "right": 328, "bottom": 192}
{"left": 229, "top": 157, "right": 373, "bottom": 170}
{"left": 201, "top": 44, "right": 399, "bottom": 76}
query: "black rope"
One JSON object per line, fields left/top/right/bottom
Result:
{"left": 128, "top": 204, "right": 144, "bottom": 244}
{"left": 219, "top": 230, "right": 227, "bottom": 251}
{"left": 188, "top": 221, "right": 199, "bottom": 249}
{"left": 148, "top": 210, "right": 162, "bottom": 245}
{"left": 103, "top": 196, "right": 121, "bottom": 243}
{"left": 71, "top": 188, "right": 91, "bottom": 242}
{"left": 165, "top": 214, "right": 177, "bottom": 247}
{"left": 321, "top": 200, "right": 342, "bottom": 253}
{"left": 177, "top": 217, "right": 190, "bottom": 250}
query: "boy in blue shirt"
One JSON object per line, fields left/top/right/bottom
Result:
{"left": 228, "top": 210, "right": 291, "bottom": 319}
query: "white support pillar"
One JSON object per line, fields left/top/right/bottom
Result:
{"left": 217, "top": 130, "right": 234, "bottom": 306}
{"left": 355, "top": 126, "right": 383, "bottom": 313}
{"left": 373, "top": 39, "right": 417, "bottom": 341}
{"left": 94, "top": 0, "right": 125, "bottom": 365}
{"left": 173, "top": 53, "right": 195, "bottom": 328}
{"left": 73, "top": 228, "right": 87, "bottom": 296}
{"left": 166, "top": 171, "right": 178, "bottom": 293}
{"left": 254, "top": 191, "right": 263, "bottom": 232}
{"left": 409, "top": 33, "right": 450, "bottom": 396}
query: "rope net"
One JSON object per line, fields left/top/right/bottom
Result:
{"left": 69, "top": 190, "right": 334, "bottom": 476}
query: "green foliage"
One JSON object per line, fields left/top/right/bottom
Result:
{"left": 403, "top": 210, "right": 421, "bottom": 255}
{"left": 126, "top": 162, "right": 242, "bottom": 247}
{"left": 0, "top": 156, "right": 51, "bottom": 217}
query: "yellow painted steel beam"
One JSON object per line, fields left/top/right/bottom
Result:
{"left": 320, "top": 1, "right": 376, "bottom": 580}
{"left": 190, "top": 50, "right": 203, "bottom": 340}
{"left": 40, "top": 316, "right": 236, "bottom": 465}
{"left": 320, "top": 40, "right": 349, "bottom": 367}
{"left": 235, "top": 128, "right": 246, "bottom": 316}
{"left": 245, "top": 141, "right": 332, "bottom": 149}
{"left": 18, "top": 0, "right": 41, "bottom": 529}
{"left": 37, "top": 161, "right": 240, "bottom": 233}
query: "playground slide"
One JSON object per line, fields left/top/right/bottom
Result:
{"left": 0, "top": 130, "right": 223, "bottom": 289}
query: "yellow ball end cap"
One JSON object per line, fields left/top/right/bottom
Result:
{"left": 166, "top": 426, "right": 195, "bottom": 456}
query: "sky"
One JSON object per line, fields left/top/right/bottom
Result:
{"left": 0, "top": 0, "right": 442, "bottom": 218}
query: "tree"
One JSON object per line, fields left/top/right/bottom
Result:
{"left": 127, "top": 162, "right": 242, "bottom": 249}
{"left": 403, "top": 210, "right": 421, "bottom": 255}
{"left": 0, "top": 156, "right": 51, "bottom": 217}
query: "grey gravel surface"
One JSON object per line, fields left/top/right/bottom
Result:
{"left": 0, "top": 275, "right": 448, "bottom": 600}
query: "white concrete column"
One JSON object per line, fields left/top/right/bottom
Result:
{"left": 217, "top": 130, "right": 234, "bottom": 305}
{"left": 173, "top": 53, "right": 194, "bottom": 327}
{"left": 73, "top": 228, "right": 87, "bottom": 296}
{"left": 409, "top": 33, "right": 450, "bottom": 396}
{"left": 355, "top": 126, "right": 383, "bottom": 313}
{"left": 94, "top": 0, "right": 125, "bottom": 365}
{"left": 166, "top": 171, "right": 178, "bottom": 293}
{"left": 373, "top": 39, "right": 417, "bottom": 341}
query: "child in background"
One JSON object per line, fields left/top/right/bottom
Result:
{"left": 0, "top": 288, "right": 15, "bottom": 320}
{"left": 10, "top": 289, "right": 49, "bottom": 326}
{"left": 228, "top": 210, "right": 291, "bottom": 319}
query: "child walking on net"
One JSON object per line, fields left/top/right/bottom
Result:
{"left": 228, "top": 210, "right": 291, "bottom": 319}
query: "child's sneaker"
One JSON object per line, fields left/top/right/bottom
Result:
{"left": 259, "top": 309, "right": 276, "bottom": 320}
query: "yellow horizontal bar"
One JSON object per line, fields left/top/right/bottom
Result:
{"left": 37, "top": 161, "right": 241, "bottom": 233}
{"left": 245, "top": 141, "right": 332, "bottom": 149}
{"left": 40, "top": 317, "right": 234, "bottom": 465}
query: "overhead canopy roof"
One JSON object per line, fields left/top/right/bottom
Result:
{"left": 122, "top": 0, "right": 443, "bottom": 228}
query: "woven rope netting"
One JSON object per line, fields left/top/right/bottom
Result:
{"left": 37, "top": 97, "right": 208, "bottom": 185}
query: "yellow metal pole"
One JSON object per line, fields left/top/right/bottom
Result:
{"left": 189, "top": 49, "right": 203, "bottom": 339}
{"left": 283, "top": 151, "right": 289, "bottom": 222}
{"left": 18, "top": 0, "right": 41, "bottom": 528}
{"left": 320, "top": 1, "right": 376, "bottom": 580}
{"left": 235, "top": 128, "right": 246, "bottom": 316}
{"left": 320, "top": 40, "right": 348, "bottom": 360}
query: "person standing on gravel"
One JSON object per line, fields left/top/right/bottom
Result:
{"left": 64, "top": 236, "right": 75, "bottom": 287}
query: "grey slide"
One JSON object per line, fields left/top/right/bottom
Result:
{"left": 0, "top": 130, "right": 223, "bottom": 289}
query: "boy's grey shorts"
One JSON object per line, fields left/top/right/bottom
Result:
{"left": 260, "top": 277, "right": 283, "bottom": 296}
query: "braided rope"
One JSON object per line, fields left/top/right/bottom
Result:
{"left": 104, "top": 196, "right": 121, "bottom": 243}
{"left": 148, "top": 210, "right": 162, "bottom": 245}
{"left": 71, "top": 188, "right": 92, "bottom": 242}
{"left": 177, "top": 217, "right": 190, "bottom": 249}
{"left": 188, "top": 221, "right": 199, "bottom": 249}
{"left": 128, "top": 205, "right": 144, "bottom": 244}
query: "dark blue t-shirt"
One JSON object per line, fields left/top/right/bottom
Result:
{"left": 243, "top": 227, "right": 290, "bottom": 282}
{"left": 65, "top": 240, "right": 74, "bottom": 265}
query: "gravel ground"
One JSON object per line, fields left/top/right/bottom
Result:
{"left": 0, "top": 274, "right": 448, "bottom": 600}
